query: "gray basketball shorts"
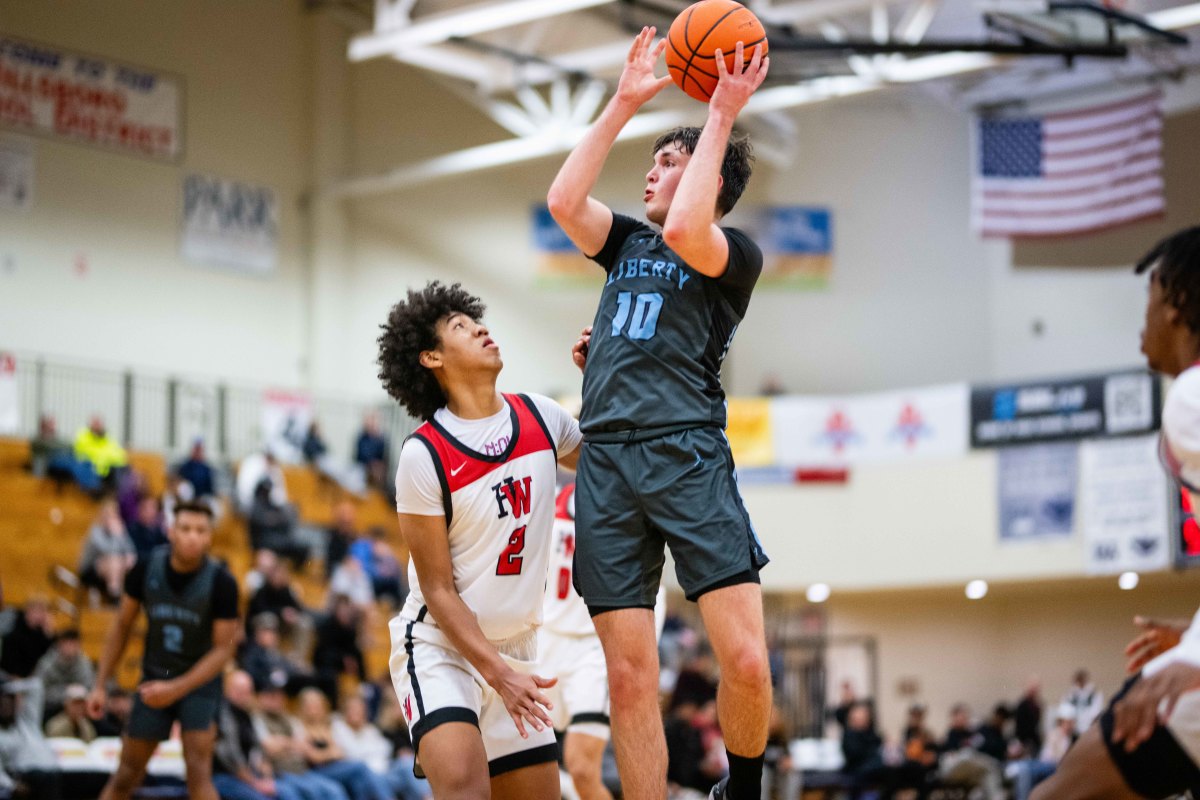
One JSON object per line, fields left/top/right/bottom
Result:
{"left": 126, "top": 676, "right": 222, "bottom": 742}
{"left": 574, "top": 425, "right": 769, "bottom": 609}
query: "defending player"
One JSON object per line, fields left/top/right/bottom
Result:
{"left": 86, "top": 502, "right": 240, "bottom": 800}
{"left": 547, "top": 27, "right": 770, "bottom": 800}
{"left": 1030, "top": 226, "right": 1200, "bottom": 800}
{"left": 378, "top": 281, "right": 583, "bottom": 800}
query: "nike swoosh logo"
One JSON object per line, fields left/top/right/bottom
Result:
{"left": 450, "top": 463, "right": 466, "bottom": 476}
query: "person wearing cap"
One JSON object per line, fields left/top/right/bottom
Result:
{"left": 34, "top": 629, "right": 95, "bottom": 719}
{"left": 45, "top": 684, "right": 97, "bottom": 742}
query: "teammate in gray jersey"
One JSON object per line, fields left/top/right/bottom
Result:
{"left": 87, "top": 501, "right": 240, "bottom": 800}
{"left": 547, "top": 27, "right": 770, "bottom": 800}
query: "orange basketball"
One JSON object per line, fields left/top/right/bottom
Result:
{"left": 666, "top": 0, "right": 768, "bottom": 103}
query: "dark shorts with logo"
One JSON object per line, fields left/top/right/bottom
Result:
{"left": 574, "top": 425, "right": 769, "bottom": 610}
{"left": 126, "top": 676, "right": 222, "bottom": 741}
{"left": 1099, "top": 673, "right": 1200, "bottom": 799}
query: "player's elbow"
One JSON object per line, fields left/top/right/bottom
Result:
{"left": 661, "top": 222, "right": 700, "bottom": 252}
{"left": 546, "top": 188, "right": 577, "bottom": 223}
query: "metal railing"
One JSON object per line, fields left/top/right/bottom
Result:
{"left": 10, "top": 352, "right": 418, "bottom": 466}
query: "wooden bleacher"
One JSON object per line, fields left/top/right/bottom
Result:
{"left": 0, "top": 437, "right": 403, "bottom": 687}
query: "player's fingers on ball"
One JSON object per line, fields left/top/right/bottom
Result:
{"left": 714, "top": 48, "right": 728, "bottom": 77}
{"left": 653, "top": 38, "right": 667, "bottom": 58}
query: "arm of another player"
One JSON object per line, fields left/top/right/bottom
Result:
{"left": 87, "top": 593, "right": 141, "bottom": 719}
{"left": 140, "top": 616, "right": 241, "bottom": 709}
{"left": 399, "top": 511, "right": 557, "bottom": 739}
{"left": 547, "top": 27, "right": 671, "bottom": 256}
{"left": 662, "top": 42, "right": 768, "bottom": 277}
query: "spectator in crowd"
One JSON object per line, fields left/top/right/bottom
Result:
{"left": 213, "top": 670, "right": 300, "bottom": 800}
{"left": 243, "top": 549, "right": 278, "bottom": 597}
{"left": 762, "top": 704, "right": 801, "bottom": 800}
{"left": 841, "top": 701, "right": 888, "bottom": 793}
{"left": 115, "top": 469, "right": 149, "bottom": 528}
{"left": 833, "top": 680, "right": 867, "bottom": 733}
{"left": 324, "top": 502, "right": 358, "bottom": 580}
{"left": 33, "top": 629, "right": 94, "bottom": 719}
{"left": 92, "top": 685, "right": 132, "bottom": 738}
{"left": 312, "top": 595, "right": 365, "bottom": 703}
{"left": 327, "top": 556, "right": 374, "bottom": 614}
{"left": 664, "top": 698, "right": 711, "bottom": 795}
{"left": 240, "top": 614, "right": 317, "bottom": 698}
{"left": 938, "top": 704, "right": 1004, "bottom": 800}
{"left": 349, "top": 528, "right": 404, "bottom": 608}
{"left": 669, "top": 644, "right": 718, "bottom": 712}
{"left": 44, "top": 684, "right": 96, "bottom": 742}
{"left": 247, "top": 479, "right": 308, "bottom": 568}
{"left": 126, "top": 495, "right": 168, "bottom": 561}
{"left": 78, "top": 498, "right": 137, "bottom": 603}
{"left": 1060, "top": 668, "right": 1104, "bottom": 732}
{"left": 73, "top": 415, "right": 127, "bottom": 490}
{"left": 237, "top": 447, "right": 287, "bottom": 514}
{"left": 175, "top": 438, "right": 217, "bottom": 501}
{"left": 246, "top": 562, "right": 313, "bottom": 661}
{"left": 1009, "top": 703, "right": 1077, "bottom": 800}
{"left": 0, "top": 677, "right": 62, "bottom": 800}
{"left": 252, "top": 683, "right": 349, "bottom": 800}
{"left": 353, "top": 414, "right": 389, "bottom": 495}
{"left": 302, "top": 422, "right": 328, "bottom": 466}
{"left": 1013, "top": 677, "right": 1043, "bottom": 757}
{"left": 294, "top": 689, "right": 392, "bottom": 800}
{"left": 29, "top": 415, "right": 97, "bottom": 493}
{"left": 303, "top": 421, "right": 367, "bottom": 498}
{"left": 898, "top": 704, "right": 939, "bottom": 796}
{"left": 333, "top": 693, "right": 431, "bottom": 800}
{"left": 976, "top": 704, "right": 1012, "bottom": 762}
{"left": 0, "top": 598, "right": 55, "bottom": 678}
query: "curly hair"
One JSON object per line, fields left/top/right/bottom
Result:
{"left": 377, "top": 281, "right": 486, "bottom": 421}
{"left": 1136, "top": 226, "right": 1200, "bottom": 335}
{"left": 651, "top": 126, "right": 755, "bottom": 216}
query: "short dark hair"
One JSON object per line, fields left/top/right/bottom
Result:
{"left": 1136, "top": 226, "right": 1200, "bottom": 334}
{"left": 173, "top": 501, "right": 214, "bottom": 522}
{"left": 58, "top": 629, "right": 81, "bottom": 642}
{"left": 651, "top": 126, "right": 755, "bottom": 216}
{"left": 377, "top": 281, "right": 486, "bottom": 421}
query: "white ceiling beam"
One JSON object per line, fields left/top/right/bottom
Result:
{"left": 350, "top": 0, "right": 615, "bottom": 61}
{"left": 1146, "top": 2, "right": 1200, "bottom": 31}
{"left": 895, "top": 0, "right": 940, "bottom": 44}
{"left": 757, "top": 0, "right": 909, "bottom": 26}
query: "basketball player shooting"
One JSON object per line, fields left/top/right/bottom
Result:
{"left": 547, "top": 26, "right": 771, "bottom": 800}
{"left": 86, "top": 502, "right": 240, "bottom": 800}
{"left": 378, "top": 281, "right": 583, "bottom": 800}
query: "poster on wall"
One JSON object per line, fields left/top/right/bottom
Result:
{"left": 1080, "top": 434, "right": 1171, "bottom": 574}
{"left": 0, "top": 36, "right": 183, "bottom": 161}
{"left": 0, "top": 352, "right": 18, "bottom": 435}
{"left": 771, "top": 383, "right": 968, "bottom": 467}
{"left": 260, "top": 389, "right": 311, "bottom": 464}
{"left": 754, "top": 206, "right": 833, "bottom": 289}
{"left": 971, "top": 370, "right": 1160, "bottom": 447}
{"left": 181, "top": 174, "right": 278, "bottom": 275}
{"left": 997, "top": 442, "right": 1078, "bottom": 542}
{"left": 532, "top": 205, "right": 591, "bottom": 284}
{"left": 0, "top": 135, "right": 33, "bottom": 213}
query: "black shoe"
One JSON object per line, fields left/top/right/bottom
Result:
{"left": 708, "top": 777, "right": 729, "bottom": 800}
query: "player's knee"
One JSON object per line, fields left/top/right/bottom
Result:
{"left": 565, "top": 751, "right": 602, "bottom": 788}
{"left": 110, "top": 763, "right": 145, "bottom": 793}
{"left": 183, "top": 751, "right": 213, "bottom": 784}
{"left": 722, "top": 646, "right": 770, "bottom": 691}
{"left": 607, "top": 660, "right": 657, "bottom": 706}
{"left": 433, "top": 769, "right": 490, "bottom": 800}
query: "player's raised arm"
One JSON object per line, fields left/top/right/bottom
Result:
{"left": 662, "top": 42, "right": 768, "bottom": 277}
{"left": 400, "top": 512, "right": 557, "bottom": 738}
{"left": 547, "top": 27, "right": 671, "bottom": 256}
{"left": 87, "top": 593, "right": 140, "bottom": 719}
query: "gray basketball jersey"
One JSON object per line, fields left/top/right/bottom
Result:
{"left": 141, "top": 547, "right": 217, "bottom": 681}
{"left": 581, "top": 214, "right": 762, "bottom": 436}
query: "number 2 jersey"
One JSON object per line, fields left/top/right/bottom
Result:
{"left": 581, "top": 213, "right": 763, "bottom": 436}
{"left": 395, "top": 393, "right": 582, "bottom": 642}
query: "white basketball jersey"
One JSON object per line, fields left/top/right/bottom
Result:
{"left": 542, "top": 483, "right": 596, "bottom": 637}
{"left": 400, "top": 394, "right": 561, "bottom": 642}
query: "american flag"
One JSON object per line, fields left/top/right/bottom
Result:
{"left": 972, "top": 92, "right": 1165, "bottom": 238}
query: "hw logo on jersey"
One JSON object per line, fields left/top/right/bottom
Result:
{"left": 402, "top": 695, "right": 413, "bottom": 722}
{"left": 492, "top": 476, "right": 533, "bottom": 519}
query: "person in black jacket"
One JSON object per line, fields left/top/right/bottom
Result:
{"left": 312, "top": 595, "right": 364, "bottom": 704}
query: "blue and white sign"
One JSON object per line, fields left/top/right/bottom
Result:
{"left": 757, "top": 206, "right": 833, "bottom": 288}
{"left": 181, "top": 173, "right": 278, "bottom": 276}
{"left": 998, "top": 442, "right": 1078, "bottom": 542}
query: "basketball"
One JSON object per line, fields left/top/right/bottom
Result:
{"left": 666, "top": 0, "right": 769, "bottom": 103}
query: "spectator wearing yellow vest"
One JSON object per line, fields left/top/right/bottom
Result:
{"left": 73, "top": 416, "right": 127, "bottom": 483}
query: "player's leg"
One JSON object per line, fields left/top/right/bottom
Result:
{"left": 563, "top": 731, "right": 613, "bottom": 800}
{"left": 180, "top": 725, "right": 220, "bottom": 800}
{"left": 418, "top": 720, "right": 491, "bottom": 799}
{"left": 97, "top": 736, "right": 159, "bottom": 800}
{"left": 1028, "top": 726, "right": 1141, "bottom": 800}
{"left": 491, "top": 761, "right": 561, "bottom": 800}
{"left": 592, "top": 608, "right": 666, "bottom": 800}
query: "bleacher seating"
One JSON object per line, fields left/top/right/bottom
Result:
{"left": 0, "top": 437, "right": 404, "bottom": 688}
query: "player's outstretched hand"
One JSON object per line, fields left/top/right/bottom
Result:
{"left": 1125, "top": 616, "right": 1188, "bottom": 673}
{"left": 493, "top": 668, "right": 556, "bottom": 739}
{"left": 139, "top": 680, "right": 182, "bottom": 710}
{"left": 1111, "top": 662, "right": 1200, "bottom": 751}
{"left": 710, "top": 42, "right": 768, "bottom": 119}
{"left": 86, "top": 685, "right": 106, "bottom": 720}
{"left": 615, "top": 27, "right": 672, "bottom": 109}
{"left": 572, "top": 326, "right": 592, "bottom": 371}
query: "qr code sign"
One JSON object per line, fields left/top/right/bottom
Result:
{"left": 1104, "top": 374, "right": 1152, "bottom": 434}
